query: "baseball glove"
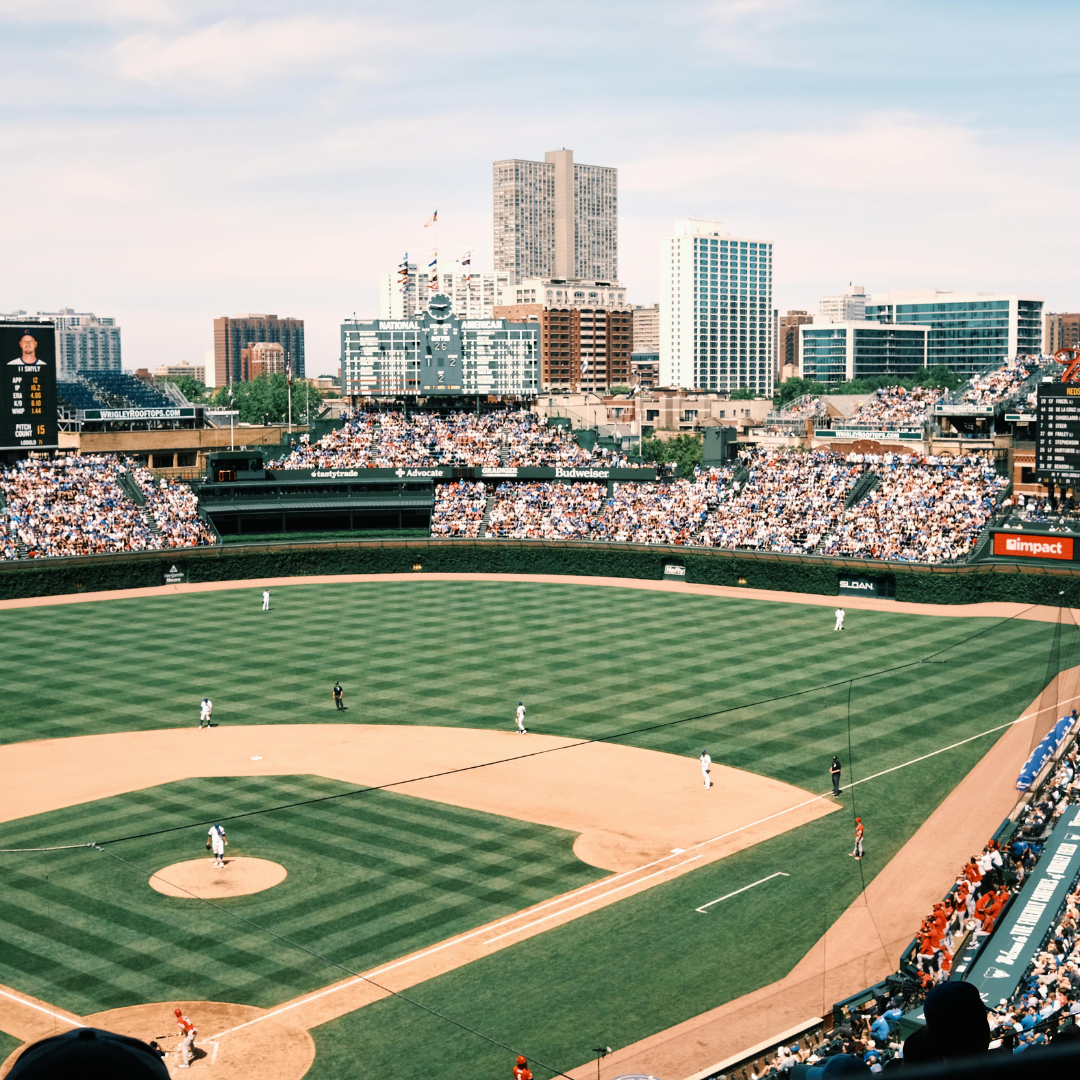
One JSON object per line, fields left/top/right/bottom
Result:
{"left": 205, "top": 839, "right": 211, "bottom": 850}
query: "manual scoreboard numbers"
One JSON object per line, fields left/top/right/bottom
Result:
{"left": 0, "top": 323, "right": 59, "bottom": 451}
{"left": 1036, "top": 384, "right": 1080, "bottom": 482}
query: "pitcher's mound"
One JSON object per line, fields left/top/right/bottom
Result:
{"left": 149, "top": 857, "right": 287, "bottom": 899}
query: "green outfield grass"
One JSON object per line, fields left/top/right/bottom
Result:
{"left": 0, "top": 1032, "right": 19, "bottom": 1063}
{"left": 0, "top": 579, "right": 1074, "bottom": 1076}
{"left": 0, "top": 775, "right": 603, "bottom": 1015}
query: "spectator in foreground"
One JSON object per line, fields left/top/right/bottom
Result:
{"left": 7, "top": 1027, "right": 169, "bottom": 1079}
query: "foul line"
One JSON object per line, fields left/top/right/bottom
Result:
{"left": 0, "top": 988, "right": 82, "bottom": 1030}
{"left": 483, "top": 856, "right": 703, "bottom": 944}
{"left": 695, "top": 872, "right": 790, "bottom": 913}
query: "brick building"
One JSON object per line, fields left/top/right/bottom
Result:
{"left": 214, "top": 314, "right": 304, "bottom": 386}
{"left": 494, "top": 303, "right": 632, "bottom": 391}
{"left": 1046, "top": 312, "right": 1080, "bottom": 354}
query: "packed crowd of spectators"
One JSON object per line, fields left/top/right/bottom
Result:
{"left": 846, "top": 387, "right": 943, "bottom": 429}
{"left": 486, "top": 482, "right": 605, "bottom": 540}
{"left": 0, "top": 455, "right": 213, "bottom": 559}
{"left": 699, "top": 449, "right": 863, "bottom": 553}
{"left": 592, "top": 475, "right": 719, "bottom": 546}
{"left": 961, "top": 356, "right": 1053, "bottom": 407}
{"left": 817, "top": 452, "right": 1007, "bottom": 563}
{"left": 128, "top": 462, "right": 217, "bottom": 548}
{"left": 270, "top": 410, "right": 631, "bottom": 470}
{"left": 430, "top": 481, "right": 488, "bottom": 538}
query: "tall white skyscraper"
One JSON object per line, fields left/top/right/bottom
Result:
{"left": 493, "top": 149, "right": 617, "bottom": 283}
{"left": 659, "top": 221, "right": 775, "bottom": 394}
{"left": 818, "top": 284, "right": 867, "bottom": 323}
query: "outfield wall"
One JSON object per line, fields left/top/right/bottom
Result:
{"left": 2, "top": 539, "right": 1080, "bottom": 605}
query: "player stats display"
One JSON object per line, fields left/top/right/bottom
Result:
{"left": 1036, "top": 383, "right": 1080, "bottom": 483}
{"left": 0, "top": 323, "right": 58, "bottom": 451}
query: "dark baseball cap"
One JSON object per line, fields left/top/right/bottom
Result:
{"left": 7, "top": 1027, "right": 169, "bottom": 1078}
{"left": 791, "top": 1054, "right": 871, "bottom": 1080}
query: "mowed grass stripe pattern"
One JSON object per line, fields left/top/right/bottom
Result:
{"left": 0, "top": 582, "right": 1066, "bottom": 798}
{"left": 0, "top": 776, "right": 604, "bottom": 1015}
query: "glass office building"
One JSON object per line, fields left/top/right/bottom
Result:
{"left": 863, "top": 291, "right": 1044, "bottom": 376}
{"left": 800, "top": 322, "right": 929, "bottom": 384}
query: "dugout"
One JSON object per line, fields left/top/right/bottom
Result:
{"left": 197, "top": 468, "right": 435, "bottom": 536}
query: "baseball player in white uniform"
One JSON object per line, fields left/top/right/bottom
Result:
{"left": 199, "top": 698, "right": 213, "bottom": 729}
{"left": 208, "top": 823, "right": 227, "bottom": 867}
{"left": 834, "top": 607, "right": 845, "bottom": 631}
{"left": 515, "top": 701, "right": 527, "bottom": 735}
{"left": 700, "top": 750, "right": 712, "bottom": 789}
{"left": 262, "top": 589, "right": 271, "bottom": 611}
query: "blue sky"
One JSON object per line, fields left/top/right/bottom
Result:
{"left": 1, "top": 0, "right": 1077, "bottom": 375}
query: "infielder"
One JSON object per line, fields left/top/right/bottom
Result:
{"left": 262, "top": 588, "right": 271, "bottom": 611}
{"left": 174, "top": 1008, "right": 196, "bottom": 1069}
{"left": 515, "top": 701, "right": 527, "bottom": 735}
{"left": 199, "top": 697, "right": 213, "bottom": 729}
{"left": 700, "top": 749, "right": 712, "bottom": 790}
{"left": 207, "top": 823, "right": 228, "bottom": 868}
{"left": 834, "top": 607, "right": 845, "bottom": 631}
{"left": 850, "top": 817, "right": 864, "bottom": 860}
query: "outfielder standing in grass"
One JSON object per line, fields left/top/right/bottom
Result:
{"left": 174, "top": 1008, "right": 196, "bottom": 1069}
{"left": 515, "top": 701, "right": 527, "bottom": 735}
{"left": 199, "top": 697, "right": 212, "bottom": 729}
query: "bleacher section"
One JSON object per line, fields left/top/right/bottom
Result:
{"left": 56, "top": 381, "right": 107, "bottom": 412}
{"left": 0, "top": 454, "right": 217, "bottom": 559}
{"left": 81, "top": 372, "right": 175, "bottom": 409}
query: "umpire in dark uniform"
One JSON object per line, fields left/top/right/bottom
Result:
{"left": 830, "top": 756, "right": 843, "bottom": 796}
{"left": 333, "top": 682, "right": 347, "bottom": 711}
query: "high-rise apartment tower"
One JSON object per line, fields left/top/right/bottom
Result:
{"left": 493, "top": 149, "right": 617, "bottom": 283}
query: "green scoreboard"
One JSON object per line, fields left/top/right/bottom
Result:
{"left": 0, "top": 322, "right": 58, "bottom": 452}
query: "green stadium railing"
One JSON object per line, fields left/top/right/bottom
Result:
{"left": 2, "top": 536, "right": 1080, "bottom": 604}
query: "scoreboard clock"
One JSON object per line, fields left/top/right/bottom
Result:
{"left": 0, "top": 322, "right": 58, "bottom": 452}
{"left": 420, "top": 293, "right": 462, "bottom": 393}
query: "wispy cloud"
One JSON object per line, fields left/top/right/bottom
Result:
{"left": 112, "top": 16, "right": 385, "bottom": 89}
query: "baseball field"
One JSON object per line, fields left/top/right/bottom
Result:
{"left": 0, "top": 575, "right": 1075, "bottom": 1080}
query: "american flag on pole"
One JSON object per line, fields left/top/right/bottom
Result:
{"left": 424, "top": 210, "right": 438, "bottom": 227}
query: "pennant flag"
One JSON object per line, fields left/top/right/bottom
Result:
{"left": 460, "top": 250, "right": 471, "bottom": 267}
{"left": 423, "top": 210, "right": 438, "bottom": 228}
{"left": 428, "top": 253, "right": 438, "bottom": 269}
{"left": 287, "top": 361, "right": 293, "bottom": 387}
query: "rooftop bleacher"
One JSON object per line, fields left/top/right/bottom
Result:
{"left": 56, "top": 381, "right": 107, "bottom": 412}
{"left": 80, "top": 371, "right": 175, "bottom": 410}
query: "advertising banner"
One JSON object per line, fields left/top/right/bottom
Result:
{"left": 963, "top": 809, "right": 1080, "bottom": 1004}
{"left": 992, "top": 533, "right": 1074, "bottom": 561}
{"left": 269, "top": 466, "right": 658, "bottom": 483}
{"left": 83, "top": 407, "right": 195, "bottom": 421}
{"left": 0, "top": 322, "right": 58, "bottom": 451}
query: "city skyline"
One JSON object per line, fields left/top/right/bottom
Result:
{"left": 2, "top": 0, "right": 1077, "bottom": 377}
